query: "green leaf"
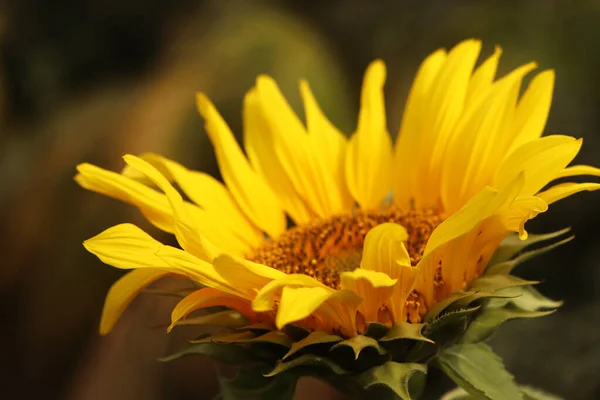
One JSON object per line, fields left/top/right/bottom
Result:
{"left": 218, "top": 366, "right": 297, "bottom": 400}
{"left": 174, "top": 310, "right": 248, "bottom": 329}
{"left": 356, "top": 361, "right": 427, "bottom": 400}
{"left": 469, "top": 275, "right": 537, "bottom": 293}
{"left": 330, "top": 335, "right": 387, "bottom": 360}
{"left": 461, "top": 306, "right": 554, "bottom": 343}
{"left": 282, "top": 330, "right": 342, "bottom": 360}
{"left": 488, "top": 228, "right": 571, "bottom": 266}
{"left": 435, "top": 343, "right": 521, "bottom": 400}
{"left": 520, "top": 386, "right": 563, "bottom": 400}
{"left": 265, "top": 354, "right": 349, "bottom": 377}
{"left": 363, "top": 322, "right": 391, "bottom": 339}
{"left": 485, "top": 236, "right": 574, "bottom": 276}
{"left": 159, "top": 342, "right": 254, "bottom": 364}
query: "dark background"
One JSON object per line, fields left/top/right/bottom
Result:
{"left": 1, "top": 1, "right": 599, "bottom": 399}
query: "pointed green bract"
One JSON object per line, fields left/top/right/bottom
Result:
{"left": 282, "top": 330, "right": 342, "bottom": 360}
{"left": 159, "top": 341, "right": 255, "bottom": 364}
{"left": 331, "top": 335, "right": 387, "bottom": 360}
{"left": 266, "top": 354, "right": 350, "bottom": 377}
{"left": 486, "top": 236, "right": 574, "bottom": 276}
{"left": 356, "top": 361, "right": 427, "bottom": 400}
{"left": 435, "top": 343, "right": 521, "bottom": 400}
{"left": 488, "top": 228, "right": 571, "bottom": 266}
{"left": 380, "top": 322, "right": 432, "bottom": 344}
{"left": 363, "top": 322, "right": 391, "bottom": 339}
{"left": 424, "top": 292, "right": 474, "bottom": 323}
{"left": 461, "top": 306, "right": 555, "bottom": 343}
{"left": 469, "top": 274, "right": 538, "bottom": 292}
{"left": 217, "top": 366, "right": 297, "bottom": 400}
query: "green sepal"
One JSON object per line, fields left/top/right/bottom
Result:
{"left": 356, "top": 361, "right": 427, "bottom": 400}
{"left": 486, "top": 236, "right": 574, "bottom": 276}
{"left": 265, "top": 354, "right": 349, "bottom": 377}
{"left": 246, "top": 330, "right": 292, "bottom": 347}
{"left": 488, "top": 228, "right": 571, "bottom": 266}
{"left": 435, "top": 342, "right": 521, "bottom": 400}
{"left": 407, "top": 306, "right": 480, "bottom": 363}
{"left": 330, "top": 335, "right": 388, "bottom": 360}
{"left": 159, "top": 341, "right": 255, "bottom": 364}
{"left": 380, "top": 322, "right": 432, "bottom": 344}
{"left": 238, "top": 323, "right": 276, "bottom": 334}
{"left": 450, "top": 290, "right": 517, "bottom": 310}
{"left": 174, "top": 310, "right": 248, "bottom": 329}
{"left": 503, "top": 285, "right": 563, "bottom": 311}
{"left": 282, "top": 330, "right": 342, "bottom": 361}
{"left": 424, "top": 292, "right": 474, "bottom": 323}
{"left": 216, "top": 365, "right": 296, "bottom": 400}
{"left": 460, "top": 305, "right": 555, "bottom": 344}
{"left": 469, "top": 274, "right": 538, "bottom": 293}
{"left": 363, "top": 322, "right": 391, "bottom": 339}
{"left": 282, "top": 324, "right": 311, "bottom": 341}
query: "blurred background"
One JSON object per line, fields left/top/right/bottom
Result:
{"left": 1, "top": 0, "right": 599, "bottom": 399}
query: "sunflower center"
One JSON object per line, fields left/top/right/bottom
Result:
{"left": 248, "top": 207, "right": 445, "bottom": 289}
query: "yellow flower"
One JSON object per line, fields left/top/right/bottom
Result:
{"left": 78, "top": 39, "right": 599, "bottom": 338}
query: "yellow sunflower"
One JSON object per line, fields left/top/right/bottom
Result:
{"left": 78, "top": 39, "right": 599, "bottom": 341}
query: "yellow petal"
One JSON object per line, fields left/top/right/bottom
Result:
{"left": 340, "top": 269, "right": 396, "bottom": 322}
{"left": 196, "top": 93, "right": 286, "bottom": 238}
{"left": 300, "top": 80, "right": 354, "bottom": 212}
{"left": 503, "top": 196, "right": 548, "bottom": 239}
{"left": 84, "top": 223, "right": 226, "bottom": 288}
{"left": 252, "top": 274, "right": 328, "bottom": 312}
{"left": 123, "top": 155, "right": 222, "bottom": 260}
{"left": 122, "top": 153, "right": 263, "bottom": 248}
{"left": 465, "top": 46, "right": 502, "bottom": 106}
{"left": 537, "top": 182, "right": 600, "bottom": 205}
{"left": 423, "top": 40, "right": 482, "bottom": 207}
{"left": 255, "top": 76, "right": 343, "bottom": 218}
{"left": 345, "top": 60, "right": 393, "bottom": 209}
{"left": 359, "top": 223, "right": 417, "bottom": 322}
{"left": 276, "top": 286, "right": 361, "bottom": 337}
{"left": 243, "top": 88, "right": 315, "bottom": 224}
{"left": 169, "top": 288, "right": 252, "bottom": 332}
{"left": 212, "top": 254, "right": 286, "bottom": 299}
{"left": 510, "top": 70, "right": 555, "bottom": 151}
{"left": 394, "top": 49, "right": 447, "bottom": 209}
{"left": 75, "top": 163, "right": 177, "bottom": 234}
{"left": 494, "top": 135, "right": 582, "bottom": 196}
{"left": 100, "top": 268, "right": 169, "bottom": 335}
{"left": 425, "top": 174, "right": 524, "bottom": 256}
{"left": 554, "top": 165, "right": 600, "bottom": 179}
{"left": 441, "top": 62, "right": 537, "bottom": 213}
{"left": 361, "top": 222, "right": 411, "bottom": 273}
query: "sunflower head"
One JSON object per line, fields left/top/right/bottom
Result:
{"left": 78, "top": 39, "right": 599, "bottom": 399}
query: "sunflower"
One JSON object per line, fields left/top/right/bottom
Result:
{"left": 78, "top": 39, "right": 599, "bottom": 398}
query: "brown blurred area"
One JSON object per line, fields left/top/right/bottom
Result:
{"left": 0, "top": 1, "right": 599, "bottom": 399}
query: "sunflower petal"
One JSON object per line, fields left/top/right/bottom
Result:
{"left": 300, "top": 80, "right": 353, "bottom": 212}
{"left": 554, "top": 165, "right": 600, "bottom": 179}
{"left": 340, "top": 269, "right": 396, "bottom": 322}
{"left": 100, "top": 268, "right": 169, "bottom": 335}
{"left": 123, "top": 155, "right": 221, "bottom": 260}
{"left": 196, "top": 93, "right": 286, "bottom": 238}
{"left": 169, "top": 288, "right": 253, "bottom": 332}
{"left": 510, "top": 69, "right": 555, "bottom": 151}
{"left": 465, "top": 46, "right": 502, "bottom": 106}
{"left": 254, "top": 76, "right": 343, "bottom": 218}
{"left": 537, "top": 182, "right": 600, "bottom": 205}
{"left": 276, "top": 287, "right": 361, "bottom": 337}
{"left": 252, "top": 274, "right": 328, "bottom": 312}
{"left": 394, "top": 49, "right": 447, "bottom": 209}
{"left": 122, "top": 153, "right": 262, "bottom": 248}
{"left": 494, "top": 135, "right": 582, "bottom": 196}
{"left": 346, "top": 60, "right": 393, "bottom": 209}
